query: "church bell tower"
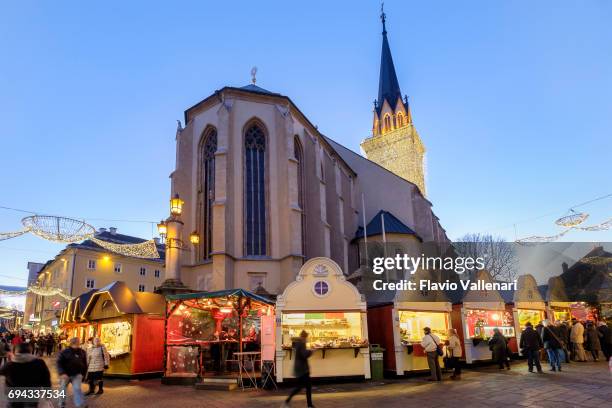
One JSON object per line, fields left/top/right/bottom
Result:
{"left": 360, "top": 8, "right": 426, "bottom": 196}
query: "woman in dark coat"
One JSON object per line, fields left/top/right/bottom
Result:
{"left": 597, "top": 322, "right": 611, "bottom": 361}
{"left": 283, "top": 330, "right": 313, "bottom": 408}
{"left": 488, "top": 328, "right": 510, "bottom": 370}
{"left": 585, "top": 322, "right": 602, "bottom": 361}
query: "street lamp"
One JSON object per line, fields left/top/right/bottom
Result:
{"left": 157, "top": 220, "right": 167, "bottom": 240}
{"left": 189, "top": 231, "right": 200, "bottom": 245}
{"left": 170, "top": 193, "right": 184, "bottom": 216}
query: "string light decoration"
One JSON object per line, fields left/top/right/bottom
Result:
{"left": 0, "top": 285, "right": 73, "bottom": 300}
{"left": 555, "top": 210, "right": 589, "bottom": 227}
{"left": 574, "top": 217, "right": 612, "bottom": 231}
{"left": 0, "top": 230, "right": 27, "bottom": 241}
{"left": 91, "top": 237, "right": 160, "bottom": 259}
{"left": 21, "top": 215, "right": 96, "bottom": 243}
{"left": 515, "top": 229, "right": 570, "bottom": 245}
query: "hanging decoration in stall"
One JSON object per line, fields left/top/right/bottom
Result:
{"left": 0, "top": 215, "right": 159, "bottom": 259}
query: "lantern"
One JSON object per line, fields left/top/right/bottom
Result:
{"left": 157, "top": 220, "right": 167, "bottom": 237}
{"left": 170, "top": 193, "right": 184, "bottom": 216}
{"left": 189, "top": 231, "right": 200, "bottom": 245}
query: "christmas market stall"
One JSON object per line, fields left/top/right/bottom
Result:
{"left": 501, "top": 274, "right": 546, "bottom": 356}
{"left": 276, "top": 257, "right": 370, "bottom": 382}
{"left": 367, "top": 268, "right": 453, "bottom": 376}
{"left": 542, "top": 276, "right": 573, "bottom": 322}
{"left": 79, "top": 281, "right": 165, "bottom": 377}
{"left": 451, "top": 269, "right": 516, "bottom": 364}
{"left": 163, "top": 289, "right": 274, "bottom": 384}
{"left": 59, "top": 289, "right": 96, "bottom": 342}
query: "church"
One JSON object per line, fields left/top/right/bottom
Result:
{"left": 168, "top": 12, "right": 449, "bottom": 295}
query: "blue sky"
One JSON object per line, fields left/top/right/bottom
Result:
{"left": 1, "top": 0, "right": 611, "bottom": 288}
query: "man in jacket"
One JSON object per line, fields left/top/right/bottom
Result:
{"left": 542, "top": 320, "right": 564, "bottom": 371}
{"left": 421, "top": 327, "right": 442, "bottom": 381}
{"left": 282, "top": 330, "right": 313, "bottom": 408}
{"left": 57, "top": 337, "right": 87, "bottom": 408}
{"left": 86, "top": 337, "right": 110, "bottom": 395}
{"left": 0, "top": 343, "right": 51, "bottom": 408}
{"left": 520, "top": 322, "right": 543, "bottom": 373}
{"left": 570, "top": 319, "right": 587, "bottom": 362}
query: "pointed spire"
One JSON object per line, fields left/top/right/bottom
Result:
{"left": 377, "top": 5, "right": 402, "bottom": 114}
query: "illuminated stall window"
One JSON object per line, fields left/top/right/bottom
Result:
{"left": 100, "top": 321, "right": 132, "bottom": 357}
{"left": 281, "top": 312, "right": 363, "bottom": 349}
{"left": 465, "top": 309, "right": 515, "bottom": 339}
{"left": 398, "top": 311, "right": 449, "bottom": 344}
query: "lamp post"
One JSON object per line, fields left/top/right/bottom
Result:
{"left": 155, "top": 193, "right": 190, "bottom": 295}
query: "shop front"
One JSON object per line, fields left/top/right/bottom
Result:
{"left": 543, "top": 277, "right": 572, "bottom": 323}
{"left": 368, "top": 269, "right": 452, "bottom": 375}
{"left": 163, "top": 289, "right": 274, "bottom": 384}
{"left": 451, "top": 270, "right": 516, "bottom": 364}
{"left": 276, "top": 257, "right": 370, "bottom": 382}
{"left": 80, "top": 281, "right": 166, "bottom": 377}
{"left": 503, "top": 275, "right": 547, "bottom": 355}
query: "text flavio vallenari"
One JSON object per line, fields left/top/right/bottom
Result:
{"left": 372, "top": 279, "right": 518, "bottom": 291}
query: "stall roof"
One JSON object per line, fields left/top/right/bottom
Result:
{"left": 166, "top": 288, "right": 274, "bottom": 305}
{"left": 81, "top": 281, "right": 165, "bottom": 318}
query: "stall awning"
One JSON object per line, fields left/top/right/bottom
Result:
{"left": 166, "top": 288, "right": 274, "bottom": 305}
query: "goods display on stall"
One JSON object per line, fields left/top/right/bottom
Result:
{"left": 163, "top": 289, "right": 274, "bottom": 384}
{"left": 78, "top": 281, "right": 165, "bottom": 377}
{"left": 451, "top": 270, "right": 516, "bottom": 364}
{"left": 502, "top": 275, "right": 547, "bottom": 355}
{"left": 542, "top": 276, "right": 573, "bottom": 323}
{"left": 275, "top": 257, "right": 370, "bottom": 382}
{"left": 367, "top": 268, "right": 452, "bottom": 375}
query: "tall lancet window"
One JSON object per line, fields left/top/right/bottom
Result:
{"left": 244, "top": 123, "right": 267, "bottom": 256}
{"left": 199, "top": 128, "right": 217, "bottom": 260}
{"left": 294, "top": 137, "right": 305, "bottom": 258}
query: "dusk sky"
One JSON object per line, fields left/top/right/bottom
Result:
{"left": 1, "top": 0, "right": 611, "bottom": 288}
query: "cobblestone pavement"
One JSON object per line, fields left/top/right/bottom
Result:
{"left": 43, "top": 358, "right": 611, "bottom": 408}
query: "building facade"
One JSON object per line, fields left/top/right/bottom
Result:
{"left": 169, "top": 12, "right": 448, "bottom": 295}
{"left": 26, "top": 228, "right": 165, "bottom": 333}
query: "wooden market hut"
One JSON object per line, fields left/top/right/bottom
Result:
{"left": 79, "top": 281, "right": 166, "bottom": 377}
{"left": 60, "top": 289, "right": 97, "bottom": 342}
{"left": 163, "top": 289, "right": 275, "bottom": 385}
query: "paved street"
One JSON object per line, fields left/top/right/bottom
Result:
{"left": 44, "top": 359, "right": 611, "bottom": 408}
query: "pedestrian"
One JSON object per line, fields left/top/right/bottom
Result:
{"left": 597, "top": 321, "right": 611, "bottom": 361}
{"left": 570, "top": 319, "right": 587, "bottom": 362}
{"left": 520, "top": 322, "right": 543, "bottom": 373}
{"left": 542, "top": 320, "right": 564, "bottom": 372}
{"left": 0, "top": 337, "right": 10, "bottom": 367}
{"left": 446, "top": 328, "right": 462, "bottom": 380}
{"left": 421, "top": 327, "right": 442, "bottom": 381}
{"left": 86, "top": 337, "right": 110, "bottom": 395}
{"left": 282, "top": 330, "right": 313, "bottom": 408}
{"left": 585, "top": 322, "right": 602, "bottom": 361}
{"left": 488, "top": 328, "right": 510, "bottom": 370}
{"left": 57, "top": 337, "right": 88, "bottom": 408}
{"left": 0, "top": 343, "right": 51, "bottom": 408}
{"left": 559, "top": 321, "right": 571, "bottom": 363}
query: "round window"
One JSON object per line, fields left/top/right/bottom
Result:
{"left": 313, "top": 280, "right": 330, "bottom": 297}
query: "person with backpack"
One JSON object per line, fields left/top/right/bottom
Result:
{"left": 488, "top": 328, "right": 510, "bottom": 370}
{"left": 57, "top": 337, "right": 88, "bottom": 408}
{"left": 86, "top": 337, "right": 110, "bottom": 395}
{"left": 520, "top": 322, "right": 543, "bottom": 373}
{"left": 421, "top": 327, "right": 442, "bottom": 381}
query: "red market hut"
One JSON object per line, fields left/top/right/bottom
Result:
{"left": 367, "top": 268, "right": 453, "bottom": 376}
{"left": 450, "top": 269, "right": 517, "bottom": 364}
{"left": 162, "top": 289, "right": 275, "bottom": 385}
{"left": 79, "top": 281, "right": 166, "bottom": 377}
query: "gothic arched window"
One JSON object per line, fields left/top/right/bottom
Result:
{"left": 383, "top": 114, "right": 391, "bottom": 132}
{"left": 244, "top": 123, "right": 267, "bottom": 256}
{"left": 397, "top": 112, "right": 404, "bottom": 128}
{"left": 199, "top": 128, "right": 217, "bottom": 260}
{"left": 294, "top": 137, "right": 305, "bottom": 258}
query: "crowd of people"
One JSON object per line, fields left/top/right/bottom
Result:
{"left": 0, "top": 331, "right": 110, "bottom": 408}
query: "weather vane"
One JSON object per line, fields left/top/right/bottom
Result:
{"left": 251, "top": 66, "right": 258, "bottom": 84}
{"left": 380, "top": 1, "right": 386, "bottom": 33}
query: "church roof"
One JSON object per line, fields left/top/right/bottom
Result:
{"left": 354, "top": 210, "right": 420, "bottom": 241}
{"left": 377, "top": 16, "right": 402, "bottom": 114}
{"left": 239, "top": 83, "right": 279, "bottom": 96}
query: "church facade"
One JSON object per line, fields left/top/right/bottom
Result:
{"left": 168, "top": 14, "right": 448, "bottom": 295}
